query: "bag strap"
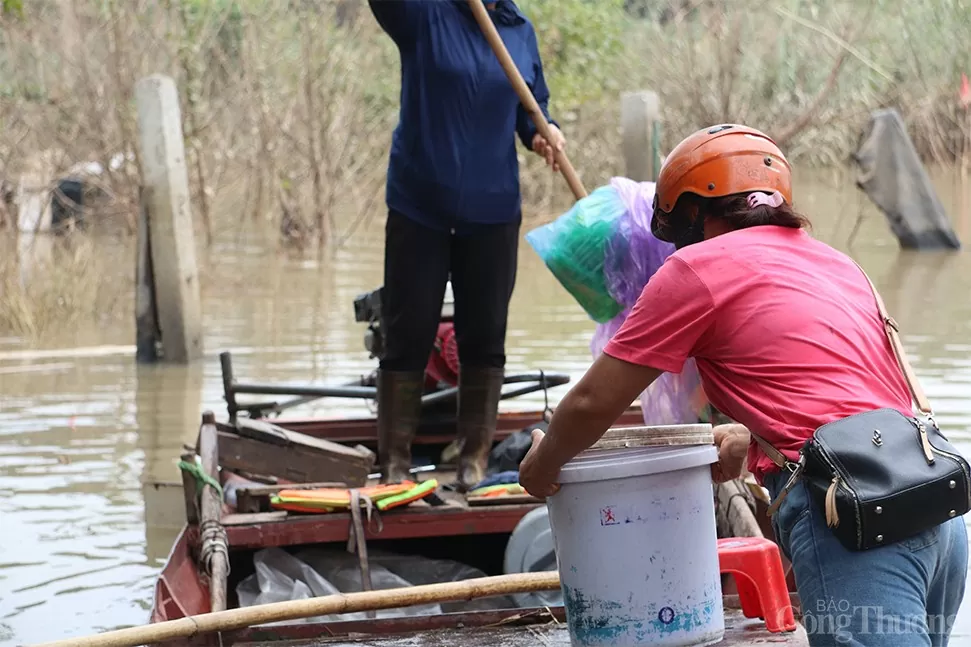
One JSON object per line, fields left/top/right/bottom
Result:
{"left": 749, "top": 432, "right": 790, "bottom": 469}
{"left": 850, "top": 260, "right": 932, "bottom": 416}
{"left": 747, "top": 260, "right": 933, "bottom": 469}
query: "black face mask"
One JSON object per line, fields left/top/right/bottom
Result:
{"left": 671, "top": 212, "right": 707, "bottom": 250}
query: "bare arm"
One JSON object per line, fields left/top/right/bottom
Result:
{"left": 519, "top": 253, "right": 721, "bottom": 497}
{"left": 518, "top": 353, "right": 663, "bottom": 496}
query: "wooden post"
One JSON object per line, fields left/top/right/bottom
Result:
{"left": 220, "top": 351, "right": 239, "bottom": 422}
{"left": 198, "top": 411, "right": 229, "bottom": 613}
{"left": 620, "top": 91, "right": 662, "bottom": 182}
{"left": 134, "top": 74, "right": 203, "bottom": 364}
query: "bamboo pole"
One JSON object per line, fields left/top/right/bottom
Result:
{"left": 31, "top": 572, "right": 562, "bottom": 647}
{"left": 466, "top": 0, "right": 588, "bottom": 200}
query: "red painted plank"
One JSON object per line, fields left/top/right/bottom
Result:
{"left": 221, "top": 503, "right": 543, "bottom": 549}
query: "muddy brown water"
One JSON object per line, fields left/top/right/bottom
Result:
{"left": 0, "top": 168, "right": 970, "bottom": 645}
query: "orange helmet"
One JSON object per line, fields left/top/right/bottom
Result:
{"left": 651, "top": 124, "right": 792, "bottom": 245}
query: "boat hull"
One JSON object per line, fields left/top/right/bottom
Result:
{"left": 150, "top": 605, "right": 807, "bottom": 647}
{"left": 148, "top": 405, "right": 805, "bottom": 646}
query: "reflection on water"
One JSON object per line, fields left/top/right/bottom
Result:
{"left": 0, "top": 168, "right": 969, "bottom": 645}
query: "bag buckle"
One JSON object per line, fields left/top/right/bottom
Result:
{"left": 766, "top": 456, "right": 805, "bottom": 517}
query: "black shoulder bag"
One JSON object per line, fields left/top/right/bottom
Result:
{"left": 754, "top": 262, "right": 971, "bottom": 552}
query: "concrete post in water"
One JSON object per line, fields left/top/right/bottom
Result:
{"left": 134, "top": 75, "right": 203, "bottom": 363}
{"left": 621, "top": 91, "right": 662, "bottom": 182}
{"left": 853, "top": 108, "right": 961, "bottom": 249}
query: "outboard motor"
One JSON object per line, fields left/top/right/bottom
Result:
{"left": 353, "top": 282, "right": 455, "bottom": 360}
{"left": 353, "top": 286, "right": 385, "bottom": 359}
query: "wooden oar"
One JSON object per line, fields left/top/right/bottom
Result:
{"left": 31, "top": 571, "right": 562, "bottom": 647}
{"left": 467, "top": 0, "right": 588, "bottom": 200}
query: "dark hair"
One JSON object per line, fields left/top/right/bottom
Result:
{"left": 671, "top": 192, "right": 813, "bottom": 233}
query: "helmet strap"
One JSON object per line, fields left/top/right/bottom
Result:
{"left": 671, "top": 210, "right": 707, "bottom": 250}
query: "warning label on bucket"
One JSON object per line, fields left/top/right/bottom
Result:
{"left": 600, "top": 506, "right": 619, "bottom": 526}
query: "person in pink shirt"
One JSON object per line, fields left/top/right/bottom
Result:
{"left": 519, "top": 124, "right": 967, "bottom": 646}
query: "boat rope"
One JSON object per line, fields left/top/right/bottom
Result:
{"left": 347, "top": 490, "right": 380, "bottom": 619}
{"left": 539, "top": 371, "right": 553, "bottom": 423}
{"left": 346, "top": 490, "right": 383, "bottom": 539}
{"left": 200, "top": 518, "right": 230, "bottom": 577}
{"left": 178, "top": 457, "right": 223, "bottom": 500}
{"left": 179, "top": 457, "right": 230, "bottom": 577}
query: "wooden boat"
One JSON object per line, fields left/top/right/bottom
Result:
{"left": 148, "top": 351, "right": 804, "bottom": 646}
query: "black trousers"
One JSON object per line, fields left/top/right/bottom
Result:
{"left": 379, "top": 209, "right": 520, "bottom": 372}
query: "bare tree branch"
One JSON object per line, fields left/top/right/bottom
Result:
{"left": 773, "top": 0, "right": 880, "bottom": 147}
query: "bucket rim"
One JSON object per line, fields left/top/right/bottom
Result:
{"left": 557, "top": 444, "right": 718, "bottom": 484}
{"left": 587, "top": 423, "right": 713, "bottom": 452}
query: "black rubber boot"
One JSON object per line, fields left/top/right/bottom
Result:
{"left": 376, "top": 369, "right": 425, "bottom": 484}
{"left": 455, "top": 366, "right": 505, "bottom": 493}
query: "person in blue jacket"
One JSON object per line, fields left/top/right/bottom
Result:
{"left": 369, "top": 0, "right": 565, "bottom": 492}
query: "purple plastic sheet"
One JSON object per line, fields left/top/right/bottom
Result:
{"left": 604, "top": 177, "right": 677, "bottom": 308}
{"left": 590, "top": 178, "right": 704, "bottom": 426}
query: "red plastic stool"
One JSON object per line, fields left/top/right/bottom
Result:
{"left": 718, "top": 537, "right": 797, "bottom": 632}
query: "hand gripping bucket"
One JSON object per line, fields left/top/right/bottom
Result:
{"left": 547, "top": 424, "right": 724, "bottom": 647}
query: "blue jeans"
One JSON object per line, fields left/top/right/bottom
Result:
{"left": 765, "top": 471, "right": 969, "bottom": 646}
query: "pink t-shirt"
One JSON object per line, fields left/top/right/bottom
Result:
{"left": 603, "top": 225, "right": 912, "bottom": 482}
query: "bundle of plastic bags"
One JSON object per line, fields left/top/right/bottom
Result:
{"left": 590, "top": 308, "right": 704, "bottom": 425}
{"left": 525, "top": 183, "right": 630, "bottom": 323}
{"left": 526, "top": 178, "right": 677, "bottom": 322}
{"left": 527, "top": 177, "right": 705, "bottom": 425}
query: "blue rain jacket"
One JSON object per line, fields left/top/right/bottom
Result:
{"left": 369, "top": 0, "right": 557, "bottom": 233}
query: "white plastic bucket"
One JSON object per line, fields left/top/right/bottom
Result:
{"left": 547, "top": 427, "right": 723, "bottom": 647}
